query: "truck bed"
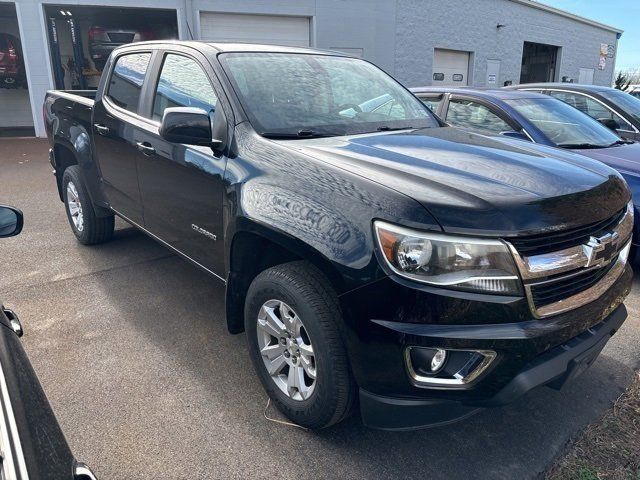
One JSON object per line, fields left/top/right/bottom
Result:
{"left": 44, "top": 90, "right": 96, "bottom": 144}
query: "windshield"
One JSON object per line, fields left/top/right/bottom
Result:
{"left": 504, "top": 97, "right": 621, "bottom": 148}
{"left": 219, "top": 53, "right": 438, "bottom": 137}
{"left": 600, "top": 89, "right": 640, "bottom": 123}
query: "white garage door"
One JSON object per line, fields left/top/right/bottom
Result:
{"left": 199, "top": 13, "right": 310, "bottom": 47}
{"left": 432, "top": 49, "right": 470, "bottom": 86}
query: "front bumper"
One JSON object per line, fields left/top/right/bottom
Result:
{"left": 338, "top": 263, "right": 632, "bottom": 430}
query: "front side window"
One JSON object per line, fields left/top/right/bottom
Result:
{"left": 446, "top": 99, "right": 512, "bottom": 134}
{"left": 219, "top": 53, "right": 437, "bottom": 137}
{"left": 152, "top": 54, "right": 218, "bottom": 121}
{"left": 548, "top": 90, "right": 631, "bottom": 130}
{"left": 107, "top": 52, "right": 151, "bottom": 113}
{"left": 505, "top": 97, "right": 620, "bottom": 148}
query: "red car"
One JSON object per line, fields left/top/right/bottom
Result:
{"left": 0, "top": 33, "right": 25, "bottom": 88}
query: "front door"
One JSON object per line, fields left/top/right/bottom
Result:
{"left": 92, "top": 51, "right": 153, "bottom": 225}
{"left": 135, "top": 51, "right": 227, "bottom": 277}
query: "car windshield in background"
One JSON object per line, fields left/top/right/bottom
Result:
{"left": 219, "top": 53, "right": 437, "bottom": 137}
{"left": 600, "top": 89, "right": 640, "bottom": 123}
{"left": 504, "top": 97, "right": 620, "bottom": 148}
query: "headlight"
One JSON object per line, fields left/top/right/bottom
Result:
{"left": 374, "top": 221, "right": 522, "bottom": 295}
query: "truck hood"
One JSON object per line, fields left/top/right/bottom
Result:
{"left": 286, "top": 127, "right": 629, "bottom": 235}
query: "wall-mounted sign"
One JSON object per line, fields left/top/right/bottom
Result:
{"left": 488, "top": 74, "right": 497, "bottom": 84}
{"left": 452, "top": 74, "right": 464, "bottom": 82}
{"left": 598, "top": 56, "right": 607, "bottom": 70}
{"left": 433, "top": 72, "right": 445, "bottom": 81}
{"left": 607, "top": 44, "right": 615, "bottom": 58}
{"left": 600, "top": 43, "right": 609, "bottom": 56}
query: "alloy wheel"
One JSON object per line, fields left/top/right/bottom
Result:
{"left": 66, "top": 181, "right": 84, "bottom": 232}
{"left": 256, "top": 299, "right": 316, "bottom": 401}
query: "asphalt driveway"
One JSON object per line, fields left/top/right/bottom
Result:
{"left": 1, "top": 138, "right": 639, "bottom": 479}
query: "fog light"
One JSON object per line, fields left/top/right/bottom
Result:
{"left": 431, "top": 348, "right": 447, "bottom": 372}
{"left": 405, "top": 346, "right": 497, "bottom": 388}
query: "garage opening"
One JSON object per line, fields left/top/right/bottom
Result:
{"left": 199, "top": 13, "right": 310, "bottom": 47}
{"left": 432, "top": 48, "right": 470, "bottom": 86}
{"left": 0, "top": 2, "right": 34, "bottom": 137}
{"left": 520, "top": 41, "right": 559, "bottom": 84}
{"left": 44, "top": 5, "right": 178, "bottom": 90}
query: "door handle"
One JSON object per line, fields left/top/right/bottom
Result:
{"left": 94, "top": 123, "right": 109, "bottom": 135}
{"left": 136, "top": 141, "right": 156, "bottom": 156}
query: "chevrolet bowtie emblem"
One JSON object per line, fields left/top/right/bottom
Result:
{"left": 583, "top": 232, "right": 619, "bottom": 268}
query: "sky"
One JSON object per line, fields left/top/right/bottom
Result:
{"left": 539, "top": 0, "right": 640, "bottom": 71}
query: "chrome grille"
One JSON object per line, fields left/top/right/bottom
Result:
{"left": 507, "top": 208, "right": 625, "bottom": 256}
{"left": 529, "top": 257, "right": 618, "bottom": 307}
{"left": 507, "top": 202, "right": 633, "bottom": 318}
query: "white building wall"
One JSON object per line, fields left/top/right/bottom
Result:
{"left": 3, "top": 0, "right": 622, "bottom": 137}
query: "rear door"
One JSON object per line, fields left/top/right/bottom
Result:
{"left": 134, "top": 48, "right": 228, "bottom": 277}
{"left": 92, "top": 51, "right": 154, "bottom": 224}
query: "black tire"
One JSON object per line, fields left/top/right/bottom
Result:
{"left": 245, "top": 261, "right": 356, "bottom": 429}
{"left": 62, "top": 166, "right": 114, "bottom": 245}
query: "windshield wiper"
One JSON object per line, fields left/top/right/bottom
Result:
{"left": 260, "top": 129, "right": 343, "bottom": 139}
{"left": 607, "top": 139, "right": 635, "bottom": 147}
{"left": 557, "top": 143, "right": 608, "bottom": 149}
{"left": 376, "top": 126, "right": 415, "bottom": 132}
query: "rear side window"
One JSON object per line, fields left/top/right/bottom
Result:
{"left": 152, "top": 54, "right": 218, "bottom": 121}
{"left": 107, "top": 52, "right": 151, "bottom": 113}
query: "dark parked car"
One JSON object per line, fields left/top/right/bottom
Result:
{"left": 411, "top": 87, "right": 640, "bottom": 251}
{"left": 44, "top": 42, "right": 633, "bottom": 430}
{"left": 0, "top": 205, "right": 97, "bottom": 479}
{"left": 0, "top": 33, "right": 26, "bottom": 88}
{"left": 507, "top": 83, "right": 640, "bottom": 142}
{"left": 88, "top": 26, "right": 153, "bottom": 71}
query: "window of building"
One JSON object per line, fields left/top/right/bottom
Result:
{"left": 107, "top": 53, "right": 151, "bottom": 113}
{"left": 446, "top": 99, "right": 512, "bottom": 134}
{"left": 152, "top": 54, "right": 218, "bottom": 121}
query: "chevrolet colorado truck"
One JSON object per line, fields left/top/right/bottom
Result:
{"left": 44, "top": 41, "right": 634, "bottom": 430}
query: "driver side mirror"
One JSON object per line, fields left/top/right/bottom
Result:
{"left": 500, "top": 130, "right": 531, "bottom": 142}
{"left": 159, "top": 107, "right": 228, "bottom": 152}
{"left": 0, "top": 205, "right": 23, "bottom": 238}
{"left": 597, "top": 118, "right": 621, "bottom": 131}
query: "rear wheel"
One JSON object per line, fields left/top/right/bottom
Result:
{"left": 62, "top": 166, "right": 114, "bottom": 245}
{"left": 245, "top": 261, "right": 356, "bottom": 429}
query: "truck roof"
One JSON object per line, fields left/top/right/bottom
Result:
{"left": 118, "top": 40, "right": 347, "bottom": 57}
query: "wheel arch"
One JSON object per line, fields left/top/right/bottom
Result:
{"left": 53, "top": 142, "right": 80, "bottom": 201}
{"left": 225, "top": 223, "right": 347, "bottom": 335}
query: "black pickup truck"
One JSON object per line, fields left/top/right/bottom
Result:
{"left": 44, "top": 41, "right": 634, "bottom": 431}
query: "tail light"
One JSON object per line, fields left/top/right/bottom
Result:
{"left": 89, "top": 27, "right": 109, "bottom": 42}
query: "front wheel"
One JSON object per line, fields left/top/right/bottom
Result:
{"left": 62, "top": 166, "right": 114, "bottom": 245}
{"left": 245, "top": 261, "right": 356, "bottom": 429}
